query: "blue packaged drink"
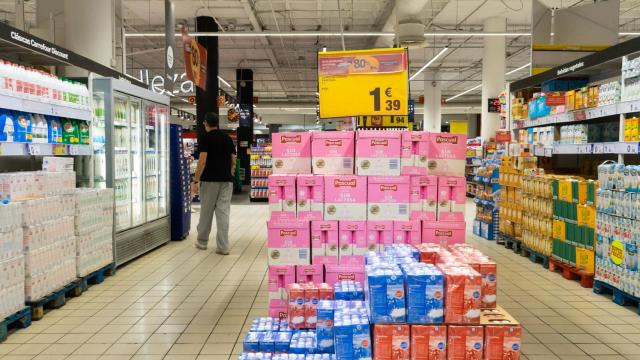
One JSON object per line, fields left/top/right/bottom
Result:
{"left": 401, "top": 263, "right": 444, "bottom": 324}
{"left": 244, "top": 332, "right": 263, "bottom": 352}
{"left": 260, "top": 331, "right": 276, "bottom": 353}
{"left": 365, "top": 264, "right": 406, "bottom": 323}
{"left": 274, "top": 331, "right": 292, "bottom": 353}
{"left": 316, "top": 300, "right": 335, "bottom": 353}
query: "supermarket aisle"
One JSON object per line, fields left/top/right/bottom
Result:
{"left": 0, "top": 201, "right": 639, "bottom": 360}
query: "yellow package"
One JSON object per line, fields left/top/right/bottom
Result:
{"left": 558, "top": 179, "right": 572, "bottom": 203}
{"left": 553, "top": 219, "right": 566, "bottom": 240}
{"left": 576, "top": 248, "right": 595, "bottom": 273}
{"left": 577, "top": 205, "right": 596, "bottom": 228}
{"left": 566, "top": 90, "right": 575, "bottom": 110}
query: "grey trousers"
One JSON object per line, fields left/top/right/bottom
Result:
{"left": 197, "top": 181, "right": 233, "bottom": 251}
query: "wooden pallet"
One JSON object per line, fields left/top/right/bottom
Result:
{"left": 0, "top": 307, "right": 31, "bottom": 343}
{"left": 26, "top": 280, "right": 82, "bottom": 321}
{"left": 548, "top": 257, "right": 594, "bottom": 288}
{"left": 522, "top": 247, "right": 550, "bottom": 269}
{"left": 593, "top": 280, "right": 640, "bottom": 315}
{"left": 501, "top": 234, "right": 522, "bottom": 254}
{"left": 78, "top": 263, "right": 116, "bottom": 292}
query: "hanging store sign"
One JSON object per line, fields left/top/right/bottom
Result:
{"left": 318, "top": 48, "right": 408, "bottom": 118}
{"left": 181, "top": 26, "right": 208, "bottom": 90}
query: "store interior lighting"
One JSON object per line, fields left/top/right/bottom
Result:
{"left": 445, "top": 62, "right": 531, "bottom": 102}
{"left": 409, "top": 47, "right": 449, "bottom": 81}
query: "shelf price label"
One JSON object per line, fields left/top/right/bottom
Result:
{"left": 593, "top": 143, "right": 604, "bottom": 154}
{"left": 318, "top": 48, "right": 408, "bottom": 118}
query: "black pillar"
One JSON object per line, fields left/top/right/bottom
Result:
{"left": 236, "top": 69, "right": 254, "bottom": 186}
{"left": 195, "top": 16, "right": 219, "bottom": 145}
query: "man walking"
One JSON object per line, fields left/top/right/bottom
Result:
{"left": 194, "top": 112, "right": 237, "bottom": 255}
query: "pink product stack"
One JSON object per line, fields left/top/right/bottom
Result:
{"left": 436, "top": 176, "right": 466, "bottom": 222}
{"left": 296, "top": 175, "right": 324, "bottom": 221}
{"left": 409, "top": 175, "right": 438, "bottom": 221}
{"left": 367, "top": 221, "right": 394, "bottom": 251}
{"left": 272, "top": 132, "right": 312, "bottom": 174}
{"left": 401, "top": 131, "right": 429, "bottom": 175}
{"left": 426, "top": 133, "right": 466, "bottom": 176}
{"left": 367, "top": 176, "right": 410, "bottom": 221}
{"left": 325, "top": 263, "right": 365, "bottom": 286}
{"left": 311, "top": 131, "right": 355, "bottom": 175}
{"left": 323, "top": 175, "right": 367, "bottom": 221}
{"left": 355, "top": 130, "right": 402, "bottom": 176}
{"left": 268, "top": 175, "right": 297, "bottom": 219}
{"left": 393, "top": 221, "right": 422, "bottom": 245}
{"left": 422, "top": 220, "right": 466, "bottom": 245}
{"left": 297, "top": 264, "right": 324, "bottom": 284}
{"left": 311, "top": 221, "right": 339, "bottom": 265}
{"left": 267, "top": 220, "right": 311, "bottom": 266}
{"left": 338, "top": 221, "right": 367, "bottom": 266}
{"left": 268, "top": 265, "right": 295, "bottom": 318}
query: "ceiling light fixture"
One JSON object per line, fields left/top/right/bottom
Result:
{"left": 218, "top": 76, "right": 232, "bottom": 88}
{"left": 505, "top": 62, "right": 531, "bottom": 75}
{"left": 123, "top": 31, "right": 533, "bottom": 38}
{"left": 446, "top": 62, "right": 531, "bottom": 102}
{"left": 409, "top": 47, "right": 449, "bottom": 81}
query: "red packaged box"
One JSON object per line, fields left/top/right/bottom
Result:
{"left": 479, "top": 262, "right": 497, "bottom": 308}
{"left": 415, "top": 243, "right": 442, "bottom": 264}
{"left": 304, "top": 283, "right": 319, "bottom": 328}
{"left": 411, "top": 325, "right": 446, "bottom": 360}
{"left": 318, "top": 283, "right": 334, "bottom": 300}
{"left": 374, "top": 324, "right": 410, "bottom": 360}
{"left": 447, "top": 325, "right": 483, "bottom": 360}
{"left": 484, "top": 325, "right": 521, "bottom": 360}
{"left": 287, "top": 283, "right": 305, "bottom": 329}
{"left": 438, "top": 265, "right": 482, "bottom": 323}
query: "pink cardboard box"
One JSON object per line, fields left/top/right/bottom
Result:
{"left": 436, "top": 180, "right": 451, "bottom": 220}
{"left": 367, "top": 221, "right": 394, "bottom": 251}
{"left": 438, "top": 176, "right": 466, "bottom": 221}
{"left": 297, "top": 175, "right": 324, "bottom": 221}
{"left": 410, "top": 175, "right": 438, "bottom": 221}
{"left": 339, "top": 221, "right": 367, "bottom": 266}
{"left": 323, "top": 175, "right": 367, "bottom": 221}
{"left": 311, "top": 221, "right": 338, "bottom": 264}
{"left": 355, "top": 130, "right": 402, "bottom": 176}
{"left": 426, "top": 133, "right": 466, "bottom": 176}
{"left": 267, "top": 220, "right": 311, "bottom": 265}
{"left": 297, "top": 264, "right": 324, "bottom": 284}
{"left": 325, "top": 264, "right": 365, "bottom": 287}
{"left": 312, "top": 131, "right": 355, "bottom": 175}
{"left": 269, "top": 299, "right": 288, "bottom": 320}
{"left": 272, "top": 132, "right": 312, "bottom": 174}
{"left": 268, "top": 175, "right": 297, "bottom": 219}
{"left": 422, "top": 221, "right": 466, "bottom": 246}
{"left": 367, "top": 176, "right": 410, "bottom": 221}
{"left": 401, "top": 131, "right": 429, "bottom": 176}
{"left": 393, "top": 221, "right": 422, "bottom": 245}
{"left": 313, "top": 256, "right": 339, "bottom": 267}
{"left": 269, "top": 265, "right": 296, "bottom": 302}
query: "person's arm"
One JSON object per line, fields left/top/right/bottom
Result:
{"left": 231, "top": 153, "right": 237, "bottom": 177}
{"left": 195, "top": 152, "right": 207, "bottom": 183}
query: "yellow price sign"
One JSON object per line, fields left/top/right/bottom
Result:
{"left": 318, "top": 48, "right": 408, "bottom": 118}
{"left": 610, "top": 240, "right": 624, "bottom": 266}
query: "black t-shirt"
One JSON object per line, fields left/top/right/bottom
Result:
{"left": 200, "top": 130, "right": 236, "bottom": 182}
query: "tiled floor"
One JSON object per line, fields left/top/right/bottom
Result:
{"left": 1, "top": 200, "right": 640, "bottom": 360}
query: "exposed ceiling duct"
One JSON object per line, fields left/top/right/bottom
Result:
{"left": 374, "top": 0, "right": 431, "bottom": 48}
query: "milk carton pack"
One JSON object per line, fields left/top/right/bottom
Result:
{"left": 373, "top": 324, "right": 410, "bottom": 360}
{"left": 269, "top": 175, "right": 297, "bottom": 220}
{"left": 439, "top": 265, "right": 482, "bottom": 324}
{"left": 410, "top": 325, "right": 446, "bottom": 360}
{"left": 334, "top": 281, "right": 364, "bottom": 301}
{"left": 437, "top": 176, "right": 466, "bottom": 221}
{"left": 297, "top": 264, "right": 324, "bottom": 284}
{"left": 312, "top": 131, "right": 355, "bottom": 175}
{"left": 275, "top": 332, "right": 293, "bottom": 353}
{"left": 393, "top": 221, "right": 421, "bottom": 245}
{"left": 325, "top": 264, "right": 365, "bottom": 286}
{"left": 290, "top": 331, "right": 317, "bottom": 354}
{"left": 400, "top": 263, "right": 444, "bottom": 324}
{"left": 339, "top": 221, "right": 367, "bottom": 265}
{"left": 244, "top": 332, "right": 263, "bottom": 352}
{"left": 484, "top": 325, "right": 521, "bottom": 360}
{"left": 268, "top": 220, "right": 311, "bottom": 265}
{"left": 356, "top": 131, "right": 402, "bottom": 176}
{"left": 367, "top": 221, "right": 394, "bottom": 252}
{"left": 334, "top": 303, "right": 372, "bottom": 360}
{"left": 410, "top": 176, "right": 438, "bottom": 221}
{"left": 260, "top": 331, "right": 276, "bottom": 352}
{"left": 316, "top": 300, "right": 335, "bottom": 353}
{"left": 269, "top": 265, "right": 296, "bottom": 302}
{"left": 311, "top": 221, "right": 339, "bottom": 264}
{"left": 324, "top": 176, "right": 367, "bottom": 221}
{"left": 272, "top": 132, "right": 312, "bottom": 174}
{"left": 422, "top": 221, "right": 466, "bottom": 245}
{"left": 367, "top": 176, "right": 410, "bottom": 221}
{"left": 297, "top": 175, "right": 324, "bottom": 221}
{"left": 287, "top": 283, "right": 306, "bottom": 329}
{"left": 304, "top": 283, "right": 319, "bottom": 328}
{"left": 365, "top": 263, "right": 406, "bottom": 323}
{"left": 401, "top": 131, "right": 429, "bottom": 175}
{"left": 479, "top": 262, "right": 497, "bottom": 308}
{"left": 426, "top": 133, "right": 466, "bottom": 176}
{"left": 446, "top": 326, "right": 484, "bottom": 360}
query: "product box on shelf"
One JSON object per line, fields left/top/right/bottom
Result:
{"left": 401, "top": 131, "right": 429, "bottom": 176}
{"left": 316, "top": 300, "right": 335, "bottom": 353}
{"left": 426, "top": 133, "right": 466, "bottom": 176}
{"left": 439, "top": 265, "right": 482, "bottom": 324}
{"left": 325, "top": 264, "right": 365, "bottom": 286}
{"left": 272, "top": 132, "right": 311, "bottom": 174}
{"left": 437, "top": 176, "right": 466, "bottom": 222}
{"left": 312, "top": 131, "right": 355, "bottom": 175}
{"left": 481, "top": 307, "right": 522, "bottom": 360}
{"left": 400, "top": 263, "right": 444, "bottom": 324}
{"left": 73, "top": 188, "right": 114, "bottom": 277}
{"left": 446, "top": 325, "right": 484, "bottom": 360}
{"left": 267, "top": 220, "right": 311, "bottom": 265}
{"left": 334, "top": 303, "right": 372, "bottom": 360}
{"left": 356, "top": 131, "right": 402, "bottom": 176}
{"left": 411, "top": 325, "right": 447, "bottom": 360}
{"left": 297, "top": 264, "right": 324, "bottom": 284}
{"left": 42, "top": 157, "right": 74, "bottom": 173}
{"left": 422, "top": 221, "right": 465, "bottom": 245}
{"left": 338, "top": 221, "right": 367, "bottom": 265}
{"left": 304, "top": 283, "right": 319, "bottom": 328}
{"left": 323, "top": 175, "right": 367, "bottom": 221}
{"left": 367, "top": 221, "right": 394, "bottom": 252}
{"left": 365, "top": 263, "right": 406, "bottom": 323}
{"left": 393, "top": 221, "right": 421, "bottom": 245}
{"left": 268, "top": 265, "right": 296, "bottom": 301}
{"left": 410, "top": 175, "right": 438, "bottom": 221}
{"left": 287, "top": 283, "right": 306, "bottom": 329}
{"left": 373, "top": 324, "right": 410, "bottom": 360}
{"left": 311, "top": 220, "right": 339, "bottom": 264}
{"left": 268, "top": 175, "right": 297, "bottom": 220}
{"left": 367, "top": 176, "right": 410, "bottom": 221}
{"left": 297, "top": 175, "right": 324, "bottom": 221}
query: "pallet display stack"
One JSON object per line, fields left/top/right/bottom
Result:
{"left": 521, "top": 171, "right": 554, "bottom": 264}
{"left": 472, "top": 159, "right": 500, "bottom": 240}
{"left": 497, "top": 156, "right": 525, "bottom": 250}
{"left": 0, "top": 203, "right": 25, "bottom": 321}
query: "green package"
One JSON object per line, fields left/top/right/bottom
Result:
{"left": 77, "top": 121, "right": 90, "bottom": 145}
{"left": 61, "top": 118, "right": 79, "bottom": 144}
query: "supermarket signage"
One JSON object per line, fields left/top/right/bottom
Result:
{"left": 10, "top": 31, "right": 69, "bottom": 60}
{"left": 610, "top": 240, "right": 624, "bottom": 266}
{"left": 318, "top": 48, "right": 408, "bottom": 118}
{"left": 181, "top": 27, "right": 208, "bottom": 90}
{"left": 357, "top": 115, "right": 410, "bottom": 128}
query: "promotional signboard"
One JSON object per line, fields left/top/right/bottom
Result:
{"left": 181, "top": 27, "right": 208, "bottom": 90}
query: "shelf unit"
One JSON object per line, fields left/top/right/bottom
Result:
{"left": 472, "top": 165, "right": 500, "bottom": 241}
{"left": 249, "top": 144, "right": 271, "bottom": 202}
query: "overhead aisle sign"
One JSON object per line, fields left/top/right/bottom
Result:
{"left": 318, "top": 48, "right": 408, "bottom": 118}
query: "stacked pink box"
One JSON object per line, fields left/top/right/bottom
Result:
{"left": 409, "top": 175, "right": 438, "bottom": 221}
{"left": 272, "top": 132, "right": 312, "bottom": 174}
{"left": 401, "top": 131, "right": 429, "bottom": 175}
{"left": 296, "top": 175, "right": 323, "bottom": 221}
{"left": 268, "top": 265, "right": 295, "bottom": 318}
{"left": 426, "top": 132, "right": 467, "bottom": 176}
{"left": 323, "top": 175, "right": 367, "bottom": 221}
{"left": 367, "top": 176, "right": 410, "bottom": 221}
{"left": 311, "top": 131, "right": 355, "bottom": 175}
{"left": 436, "top": 176, "right": 466, "bottom": 221}
{"left": 338, "top": 221, "right": 367, "bottom": 266}
{"left": 267, "top": 220, "right": 310, "bottom": 265}
{"left": 310, "top": 220, "right": 339, "bottom": 265}
{"left": 268, "top": 175, "right": 297, "bottom": 219}
{"left": 355, "top": 131, "right": 402, "bottom": 176}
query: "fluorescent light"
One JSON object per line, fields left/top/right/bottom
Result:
{"left": 409, "top": 47, "right": 448, "bottom": 81}
{"left": 124, "top": 31, "right": 532, "bottom": 38}
{"left": 218, "top": 76, "right": 232, "bottom": 88}
{"left": 506, "top": 62, "right": 531, "bottom": 75}
{"left": 445, "top": 84, "right": 482, "bottom": 102}
{"left": 619, "top": 32, "right": 640, "bottom": 36}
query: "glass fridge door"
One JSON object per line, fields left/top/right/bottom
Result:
{"left": 114, "top": 93, "right": 132, "bottom": 231}
{"left": 130, "top": 98, "right": 144, "bottom": 226}
{"left": 157, "top": 104, "right": 169, "bottom": 217}
{"left": 144, "top": 103, "right": 159, "bottom": 221}
{"left": 93, "top": 91, "right": 107, "bottom": 189}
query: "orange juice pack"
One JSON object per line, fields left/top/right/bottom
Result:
{"left": 446, "top": 325, "right": 484, "bottom": 360}
{"left": 374, "top": 324, "right": 410, "bottom": 360}
{"left": 484, "top": 325, "right": 521, "bottom": 360}
{"left": 439, "top": 265, "right": 482, "bottom": 323}
{"left": 410, "top": 325, "right": 446, "bottom": 360}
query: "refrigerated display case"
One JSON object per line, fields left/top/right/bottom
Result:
{"left": 93, "top": 78, "right": 170, "bottom": 266}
